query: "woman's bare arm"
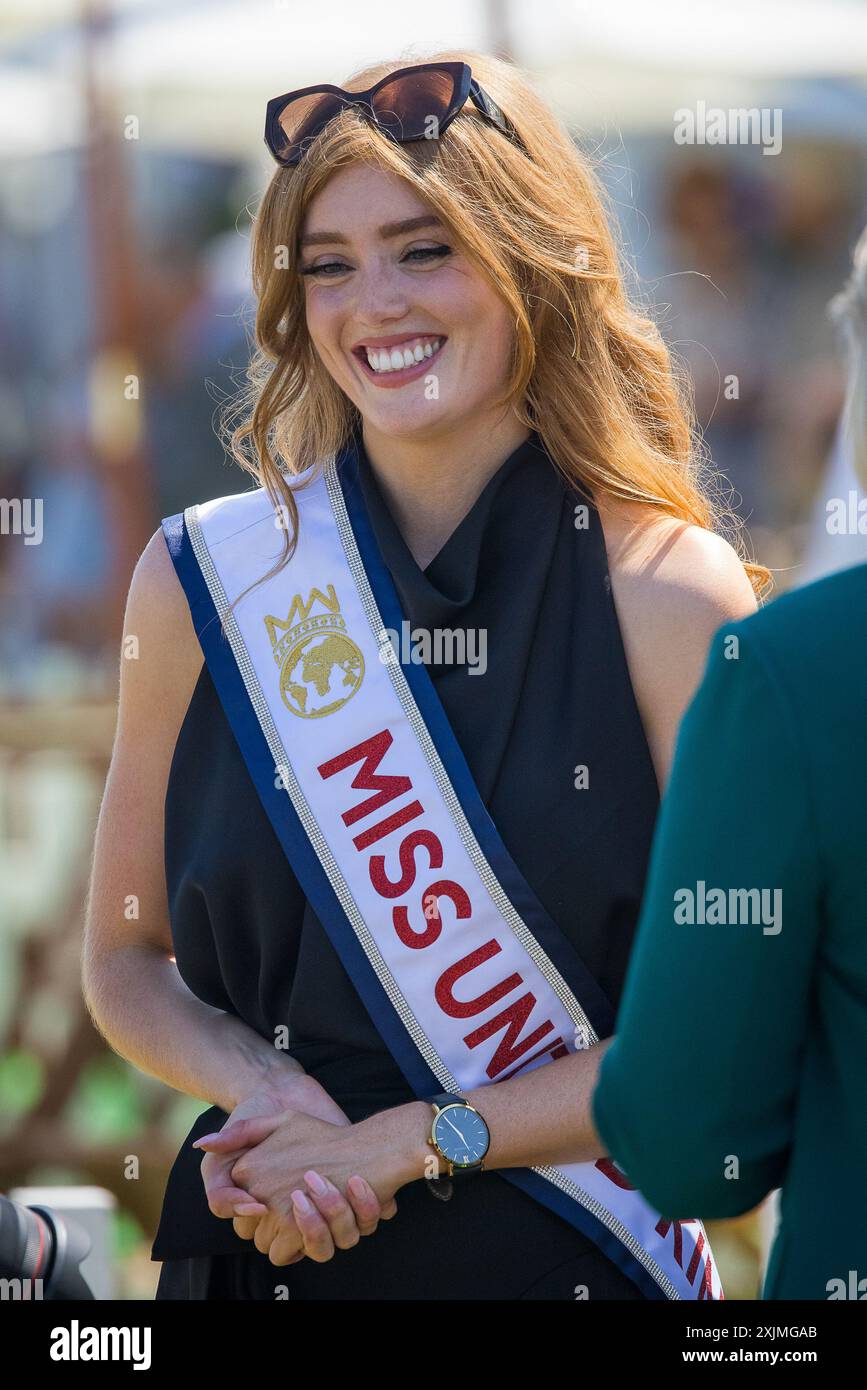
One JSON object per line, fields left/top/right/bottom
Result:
{"left": 81, "top": 528, "right": 323, "bottom": 1116}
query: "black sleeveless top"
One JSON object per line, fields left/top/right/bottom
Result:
{"left": 152, "top": 428, "right": 661, "bottom": 1299}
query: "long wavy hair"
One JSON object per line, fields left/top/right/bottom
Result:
{"left": 223, "top": 49, "right": 769, "bottom": 599}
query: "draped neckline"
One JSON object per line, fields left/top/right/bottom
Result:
{"left": 353, "top": 425, "right": 561, "bottom": 633}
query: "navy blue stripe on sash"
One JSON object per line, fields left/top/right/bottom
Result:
{"left": 161, "top": 501, "right": 663, "bottom": 1301}
{"left": 508, "top": 1168, "right": 665, "bottom": 1299}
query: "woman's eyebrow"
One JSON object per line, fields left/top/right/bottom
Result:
{"left": 299, "top": 215, "right": 444, "bottom": 249}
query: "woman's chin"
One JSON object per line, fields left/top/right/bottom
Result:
{"left": 362, "top": 399, "right": 459, "bottom": 439}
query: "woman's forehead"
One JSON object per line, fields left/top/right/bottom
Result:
{"left": 302, "top": 165, "right": 435, "bottom": 235}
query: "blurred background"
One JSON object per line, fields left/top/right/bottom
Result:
{"left": 1, "top": 0, "right": 865, "bottom": 1298}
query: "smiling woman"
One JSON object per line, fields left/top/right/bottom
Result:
{"left": 84, "top": 50, "right": 764, "bottom": 1303}
{"left": 223, "top": 52, "right": 768, "bottom": 596}
{"left": 289, "top": 161, "right": 531, "bottom": 564}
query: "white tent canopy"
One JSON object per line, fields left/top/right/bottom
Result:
{"left": 2, "top": 0, "right": 867, "bottom": 159}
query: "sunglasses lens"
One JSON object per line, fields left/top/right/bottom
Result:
{"left": 370, "top": 68, "right": 460, "bottom": 141}
{"left": 273, "top": 91, "right": 352, "bottom": 163}
{"left": 269, "top": 66, "right": 464, "bottom": 164}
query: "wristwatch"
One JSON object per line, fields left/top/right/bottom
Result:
{"left": 426, "top": 1092, "right": 490, "bottom": 1180}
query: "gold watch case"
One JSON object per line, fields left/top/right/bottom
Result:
{"left": 428, "top": 1099, "right": 490, "bottom": 1177}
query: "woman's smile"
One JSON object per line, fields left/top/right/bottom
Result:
{"left": 351, "top": 333, "right": 447, "bottom": 389}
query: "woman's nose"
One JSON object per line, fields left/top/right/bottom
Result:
{"left": 352, "top": 263, "right": 410, "bottom": 323}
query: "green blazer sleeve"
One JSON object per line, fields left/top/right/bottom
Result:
{"left": 593, "top": 621, "right": 823, "bottom": 1219}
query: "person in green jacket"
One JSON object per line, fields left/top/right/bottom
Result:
{"left": 592, "top": 227, "right": 867, "bottom": 1301}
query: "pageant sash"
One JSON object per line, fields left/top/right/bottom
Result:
{"left": 162, "top": 446, "right": 723, "bottom": 1302}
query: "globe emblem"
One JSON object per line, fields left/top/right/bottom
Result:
{"left": 279, "top": 627, "right": 365, "bottom": 718}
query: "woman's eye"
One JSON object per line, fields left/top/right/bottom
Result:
{"left": 299, "top": 245, "right": 451, "bottom": 278}
{"left": 300, "top": 261, "right": 350, "bottom": 278}
{"left": 403, "top": 244, "right": 451, "bottom": 264}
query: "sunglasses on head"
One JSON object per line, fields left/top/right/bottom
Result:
{"left": 264, "top": 61, "right": 525, "bottom": 167}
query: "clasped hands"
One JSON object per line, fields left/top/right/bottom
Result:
{"left": 194, "top": 1078, "right": 432, "bottom": 1266}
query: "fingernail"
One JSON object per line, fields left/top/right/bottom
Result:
{"left": 348, "top": 1175, "right": 368, "bottom": 1198}
{"left": 304, "top": 1170, "right": 328, "bottom": 1196}
{"left": 292, "top": 1190, "right": 312, "bottom": 1215}
{"left": 192, "top": 1133, "right": 221, "bottom": 1148}
{"left": 234, "top": 1202, "right": 266, "bottom": 1216}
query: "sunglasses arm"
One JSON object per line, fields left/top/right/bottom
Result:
{"left": 468, "top": 80, "right": 526, "bottom": 152}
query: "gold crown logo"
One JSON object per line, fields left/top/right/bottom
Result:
{"left": 264, "top": 584, "right": 347, "bottom": 666}
{"left": 264, "top": 584, "right": 365, "bottom": 719}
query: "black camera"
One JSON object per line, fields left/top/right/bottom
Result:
{"left": 0, "top": 1193, "right": 94, "bottom": 1300}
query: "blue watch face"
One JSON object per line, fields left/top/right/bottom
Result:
{"left": 433, "top": 1104, "right": 489, "bottom": 1166}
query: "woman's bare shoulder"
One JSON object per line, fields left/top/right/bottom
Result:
{"left": 117, "top": 528, "right": 203, "bottom": 733}
{"left": 595, "top": 498, "right": 757, "bottom": 787}
{"left": 596, "top": 498, "right": 757, "bottom": 621}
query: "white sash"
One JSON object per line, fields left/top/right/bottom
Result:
{"left": 164, "top": 454, "right": 723, "bottom": 1301}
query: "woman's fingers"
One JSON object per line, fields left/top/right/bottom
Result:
{"left": 302, "top": 1171, "right": 361, "bottom": 1250}
{"left": 205, "top": 1181, "right": 265, "bottom": 1220}
{"left": 289, "top": 1190, "right": 335, "bottom": 1263}
{"left": 200, "top": 1148, "right": 264, "bottom": 1220}
{"left": 225, "top": 1168, "right": 396, "bottom": 1267}
{"left": 268, "top": 1239, "right": 306, "bottom": 1267}
{"left": 232, "top": 1213, "right": 263, "bottom": 1241}
{"left": 346, "top": 1174, "right": 385, "bottom": 1235}
{"left": 254, "top": 1213, "right": 281, "bottom": 1256}
{"left": 261, "top": 1175, "right": 397, "bottom": 1266}
{"left": 192, "top": 1113, "right": 283, "bottom": 1153}
{"left": 199, "top": 1140, "right": 266, "bottom": 1220}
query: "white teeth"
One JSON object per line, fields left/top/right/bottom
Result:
{"left": 362, "top": 337, "right": 442, "bottom": 373}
